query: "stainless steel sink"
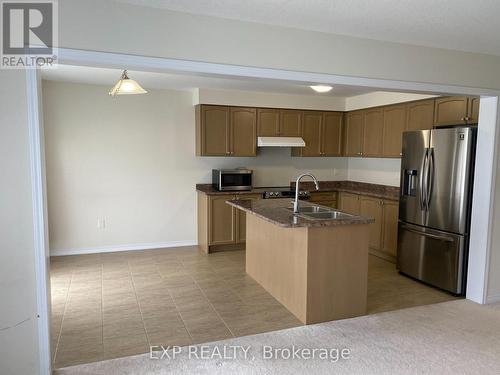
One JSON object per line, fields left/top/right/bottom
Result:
{"left": 285, "top": 205, "right": 329, "bottom": 214}
{"left": 301, "top": 211, "right": 354, "bottom": 220}
{"left": 284, "top": 205, "right": 354, "bottom": 220}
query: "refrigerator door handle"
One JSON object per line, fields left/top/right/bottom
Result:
{"left": 426, "top": 148, "right": 435, "bottom": 210}
{"left": 419, "top": 149, "right": 428, "bottom": 211}
{"left": 399, "top": 224, "right": 455, "bottom": 242}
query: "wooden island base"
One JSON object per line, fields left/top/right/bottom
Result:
{"left": 245, "top": 214, "right": 370, "bottom": 324}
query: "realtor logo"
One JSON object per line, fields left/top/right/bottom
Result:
{"left": 1, "top": 0, "right": 58, "bottom": 68}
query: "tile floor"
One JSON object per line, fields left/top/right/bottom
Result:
{"left": 50, "top": 247, "right": 459, "bottom": 368}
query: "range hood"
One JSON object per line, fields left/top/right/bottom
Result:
{"left": 257, "top": 136, "right": 306, "bottom": 147}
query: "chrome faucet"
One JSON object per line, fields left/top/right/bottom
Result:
{"left": 293, "top": 173, "right": 320, "bottom": 213}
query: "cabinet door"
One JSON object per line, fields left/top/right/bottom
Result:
{"left": 322, "top": 112, "right": 343, "bottom": 156}
{"left": 434, "top": 96, "right": 468, "bottom": 127}
{"left": 309, "top": 192, "right": 338, "bottom": 209}
{"left": 301, "top": 111, "right": 322, "bottom": 156}
{"left": 467, "top": 97, "right": 480, "bottom": 124}
{"left": 235, "top": 194, "right": 261, "bottom": 243}
{"left": 340, "top": 192, "right": 360, "bottom": 215}
{"left": 359, "top": 196, "right": 383, "bottom": 250}
{"left": 363, "top": 109, "right": 384, "bottom": 157}
{"left": 280, "top": 109, "right": 302, "bottom": 137}
{"left": 230, "top": 107, "right": 257, "bottom": 156}
{"left": 200, "top": 105, "right": 229, "bottom": 156}
{"left": 344, "top": 111, "right": 364, "bottom": 157}
{"left": 383, "top": 105, "right": 407, "bottom": 158}
{"left": 406, "top": 99, "right": 434, "bottom": 131}
{"left": 381, "top": 200, "right": 399, "bottom": 257}
{"left": 257, "top": 108, "right": 279, "bottom": 136}
{"left": 209, "top": 195, "right": 235, "bottom": 245}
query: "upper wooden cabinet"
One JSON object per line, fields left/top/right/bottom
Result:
{"left": 196, "top": 105, "right": 230, "bottom": 156}
{"left": 230, "top": 107, "right": 257, "bottom": 156}
{"left": 362, "top": 108, "right": 384, "bottom": 157}
{"left": 196, "top": 105, "right": 256, "bottom": 156}
{"left": 468, "top": 97, "right": 480, "bottom": 123}
{"left": 344, "top": 111, "right": 364, "bottom": 157}
{"left": 383, "top": 104, "right": 407, "bottom": 157}
{"left": 322, "top": 112, "right": 343, "bottom": 156}
{"left": 280, "top": 109, "right": 302, "bottom": 137}
{"left": 292, "top": 111, "right": 343, "bottom": 157}
{"left": 406, "top": 99, "right": 434, "bottom": 131}
{"left": 257, "top": 108, "right": 280, "bottom": 136}
{"left": 434, "top": 96, "right": 479, "bottom": 126}
{"left": 196, "top": 97, "right": 479, "bottom": 159}
{"left": 257, "top": 109, "right": 302, "bottom": 137}
{"left": 300, "top": 111, "right": 323, "bottom": 156}
{"left": 345, "top": 109, "right": 385, "bottom": 158}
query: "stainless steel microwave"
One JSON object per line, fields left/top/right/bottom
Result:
{"left": 212, "top": 169, "right": 253, "bottom": 191}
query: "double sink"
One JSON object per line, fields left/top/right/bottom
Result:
{"left": 284, "top": 205, "right": 354, "bottom": 220}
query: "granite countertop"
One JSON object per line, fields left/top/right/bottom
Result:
{"left": 196, "top": 184, "right": 262, "bottom": 196}
{"left": 292, "top": 181, "right": 400, "bottom": 201}
{"left": 227, "top": 198, "right": 374, "bottom": 228}
{"left": 197, "top": 181, "right": 400, "bottom": 201}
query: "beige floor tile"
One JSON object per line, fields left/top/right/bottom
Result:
{"left": 55, "top": 343, "right": 104, "bottom": 368}
{"left": 147, "top": 327, "right": 192, "bottom": 348}
{"left": 51, "top": 247, "right": 458, "bottom": 369}
{"left": 187, "top": 319, "right": 233, "bottom": 344}
{"left": 103, "top": 333, "right": 149, "bottom": 360}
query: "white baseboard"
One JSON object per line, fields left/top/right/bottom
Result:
{"left": 50, "top": 240, "right": 198, "bottom": 256}
{"left": 485, "top": 293, "right": 500, "bottom": 304}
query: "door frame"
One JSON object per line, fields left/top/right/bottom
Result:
{"left": 28, "top": 47, "right": 500, "bottom": 374}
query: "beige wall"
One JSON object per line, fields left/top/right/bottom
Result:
{"left": 59, "top": 0, "right": 500, "bottom": 90}
{"left": 195, "top": 88, "right": 346, "bottom": 110}
{"left": 347, "top": 158, "right": 401, "bottom": 186}
{"left": 3, "top": 2, "right": 500, "bottom": 371}
{"left": 345, "top": 92, "right": 438, "bottom": 111}
{"left": 0, "top": 71, "right": 40, "bottom": 375}
{"left": 43, "top": 81, "right": 349, "bottom": 254}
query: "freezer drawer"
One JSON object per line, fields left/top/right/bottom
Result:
{"left": 397, "top": 222, "right": 466, "bottom": 294}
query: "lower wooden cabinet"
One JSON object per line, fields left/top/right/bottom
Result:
{"left": 339, "top": 192, "right": 361, "bottom": 215}
{"left": 340, "top": 192, "right": 399, "bottom": 261}
{"left": 308, "top": 191, "right": 338, "bottom": 209}
{"left": 381, "top": 200, "right": 399, "bottom": 257}
{"left": 197, "top": 192, "right": 261, "bottom": 253}
{"left": 359, "top": 196, "right": 383, "bottom": 250}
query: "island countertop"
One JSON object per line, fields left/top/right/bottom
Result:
{"left": 227, "top": 198, "right": 374, "bottom": 228}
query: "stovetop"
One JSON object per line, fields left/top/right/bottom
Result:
{"left": 253, "top": 186, "right": 310, "bottom": 199}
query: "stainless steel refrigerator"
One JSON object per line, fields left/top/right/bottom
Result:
{"left": 398, "top": 127, "right": 477, "bottom": 295}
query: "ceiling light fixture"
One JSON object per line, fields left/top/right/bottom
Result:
{"left": 109, "top": 70, "right": 148, "bottom": 96}
{"left": 310, "top": 85, "right": 333, "bottom": 93}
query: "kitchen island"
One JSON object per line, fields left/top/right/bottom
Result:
{"left": 227, "top": 198, "right": 373, "bottom": 325}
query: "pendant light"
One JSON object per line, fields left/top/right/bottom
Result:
{"left": 109, "top": 70, "right": 147, "bottom": 96}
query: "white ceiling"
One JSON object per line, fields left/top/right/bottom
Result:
{"left": 114, "top": 0, "right": 500, "bottom": 56}
{"left": 41, "top": 65, "right": 379, "bottom": 97}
